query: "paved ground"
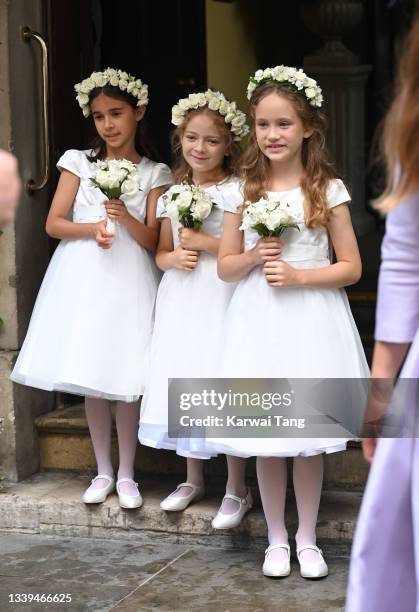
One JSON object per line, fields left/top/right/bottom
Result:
{"left": 0, "top": 533, "right": 348, "bottom": 612}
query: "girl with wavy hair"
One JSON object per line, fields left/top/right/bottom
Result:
{"left": 209, "top": 66, "right": 369, "bottom": 578}
{"left": 138, "top": 91, "right": 252, "bottom": 518}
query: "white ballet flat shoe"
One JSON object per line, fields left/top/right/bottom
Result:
{"left": 262, "top": 544, "right": 291, "bottom": 578}
{"left": 296, "top": 544, "right": 329, "bottom": 579}
{"left": 82, "top": 474, "right": 115, "bottom": 504}
{"left": 116, "top": 478, "right": 143, "bottom": 509}
{"left": 160, "top": 482, "right": 205, "bottom": 512}
{"left": 211, "top": 488, "right": 253, "bottom": 529}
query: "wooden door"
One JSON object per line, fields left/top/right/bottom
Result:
{"left": 47, "top": 0, "right": 207, "bottom": 169}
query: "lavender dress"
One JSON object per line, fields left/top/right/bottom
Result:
{"left": 346, "top": 192, "right": 419, "bottom": 611}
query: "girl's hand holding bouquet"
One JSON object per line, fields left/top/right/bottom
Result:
{"left": 90, "top": 158, "right": 140, "bottom": 239}
{"left": 240, "top": 196, "right": 301, "bottom": 282}
{"left": 172, "top": 245, "right": 199, "bottom": 272}
{"left": 178, "top": 227, "right": 210, "bottom": 251}
{"left": 104, "top": 198, "right": 131, "bottom": 227}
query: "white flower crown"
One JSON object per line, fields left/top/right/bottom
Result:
{"left": 74, "top": 68, "right": 149, "bottom": 117}
{"left": 247, "top": 65, "right": 323, "bottom": 108}
{"left": 172, "top": 90, "right": 249, "bottom": 141}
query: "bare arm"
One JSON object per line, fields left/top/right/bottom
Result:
{"left": 45, "top": 170, "right": 100, "bottom": 240}
{"left": 217, "top": 211, "right": 283, "bottom": 282}
{"left": 121, "top": 186, "right": 166, "bottom": 253}
{"left": 300, "top": 203, "right": 361, "bottom": 287}
{"left": 371, "top": 341, "right": 410, "bottom": 378}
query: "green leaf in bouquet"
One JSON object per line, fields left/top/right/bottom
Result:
{"left": 179, "top": 209, "right": 193, "bottom": 228}
{"left": 192, "top": 219, "right": 203, "bottom": 230}
{"left": 171, "top": 192, "right": 180, "bottom": 201}
{"left": 252, "top": 223, "right": 270, "bottom": 237}
{"left": 109, "top": 186, "right": 121, "bottom": 200}
{"left": 271, "top": 223, "right": 300, "bottom": 237}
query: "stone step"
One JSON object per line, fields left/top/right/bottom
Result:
{"left": 35, "top": 406, "right": 369, "bottom": 489}
{"left": 0, "top": 470, "right": 361, "bottom": 551}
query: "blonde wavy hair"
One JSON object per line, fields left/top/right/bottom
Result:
{"left": 241, "top": 83, "right": 337, "bottom": 228}
{"left": 376, "top": 13, "right": 419, "bottom": 212}
{"left": 171, "top": 107, "right": 242, "bottom": 184}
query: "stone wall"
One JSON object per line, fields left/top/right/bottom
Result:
{"left": 0, "top": 0, "right": 55, "bottom": 481}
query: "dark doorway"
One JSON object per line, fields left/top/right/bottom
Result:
{"left": 47, "top": 0, "right": 207, "bottom": 195}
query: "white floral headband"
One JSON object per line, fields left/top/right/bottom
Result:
{"left": 74, "top": 68, "right": 149, "bottom": 117}
{"left": 247, "top": 65, "right": 323, "bottom": 108}
{"left": 171, "top": 90, "right": 249, "bottom": 141}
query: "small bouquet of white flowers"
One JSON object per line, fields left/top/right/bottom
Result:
{"left": 161, "top": 183, "right": 214, "bottom": 230}
{"left": 90, "top": 159, "right": 140, "bottom": 234}
{"left": 240, "top": 197, "right": 301, "bottom": 237}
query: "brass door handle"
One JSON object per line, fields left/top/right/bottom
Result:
{"left": 21, "top": 26, "right": 50, "bottom": 193}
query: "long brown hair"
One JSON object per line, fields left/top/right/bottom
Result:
{"left": 377, "top": 13, "right": 419, "bottom": 211}
{"left": 241, "top": 83, "right": 337, "bottom": 228}
{"left": 171, "top": 107, "right": 242, "bottom": 184}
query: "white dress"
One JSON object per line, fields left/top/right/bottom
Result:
{"left": 138, "top": 179, "right": 238, "bottom": 458}
{"left": 11, "top": 149, "right": 171, "bottom": 402}
{"left": 207, "top": 179, "right": 370, "bottom": 458}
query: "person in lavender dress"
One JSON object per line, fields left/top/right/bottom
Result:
{"left": 346, "top": 13, "right": 419, "bottom": 612}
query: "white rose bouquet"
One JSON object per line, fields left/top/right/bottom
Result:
{"left": 240, "top": 197, "right": 301, "bottom": 238}
{"left": 161, "top": 184, "right": 214, "bottom": 230}
{"left": 90, "top": 159, "right": 140, "bottom": 234}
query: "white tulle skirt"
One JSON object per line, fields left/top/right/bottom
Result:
{"left": 206, "top": 259, "right": 370, "bottom": 458}
{"left": 11, "top": 224, "right": 158, "bottom": 401}
{"left": 139, "top": 253, "right": 235, "bottom": 458}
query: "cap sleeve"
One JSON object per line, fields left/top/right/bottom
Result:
{"left": 220, "top": 179, "right": 245, "bottom": 213}
{"left": 328, "top": 178, "right": 351, "bottom": 209}
{"left": 156, "top": 193, "right": 167, "bottom": 219}
{"left": 150, "top": 163, "right": 172, "bottom": 190}
{"left": 56, "top": 149, "right": 83, "bottom": 178}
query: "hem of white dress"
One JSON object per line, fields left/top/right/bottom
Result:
{"left": 138, "top": 423, "right": 217, "bottom": 459}
{"left": 138, "top": 434, "right": 216, "bottom": 459}
{"left": 10, "top": 372, "right": 142, "bottom": 403}
{"left": 203, "top": 441, "right": 349, "bottom": 458}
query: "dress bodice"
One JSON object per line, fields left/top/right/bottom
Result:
{"left": 57, "top": 149, "right": 172, "bottom": 224}
{"left": 157, "top": 178, "right": 241, "bottom": 248}
{"left": 221, "top": 179, "right": 350, "bottom": 263}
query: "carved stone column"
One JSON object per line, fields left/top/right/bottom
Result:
{"left": 301, "top": 0, "right": 374, "bottom": 235}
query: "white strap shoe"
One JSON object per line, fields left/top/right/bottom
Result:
{"left": 263, "top": 544, "right": 291, "bottom": 578}
{"left": 296, "top": 544, "right": 328, "bottom": 578}
{"left": 82, "top": 474, "right": 115, "bottom": 504}
{"left": 116, "top": 478, "right": 143, "bottom": 509}
{"left": 211, "top": 488, "right": 253, "bottom": 529}
{"left": 160, "top": 482, "right": 205, "bottom": 512}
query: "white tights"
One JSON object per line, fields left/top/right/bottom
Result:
{"left": 84, "top": 397, "right": 140, "bottom": 496}
{"left": 257, "top": 455, "right": 324, "bottom": 564}
{"left": 171, "top": 455, "right": 247, "bottom": 512}
{"left": 169, "top": 457, "right": 204, "bottom": 498}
